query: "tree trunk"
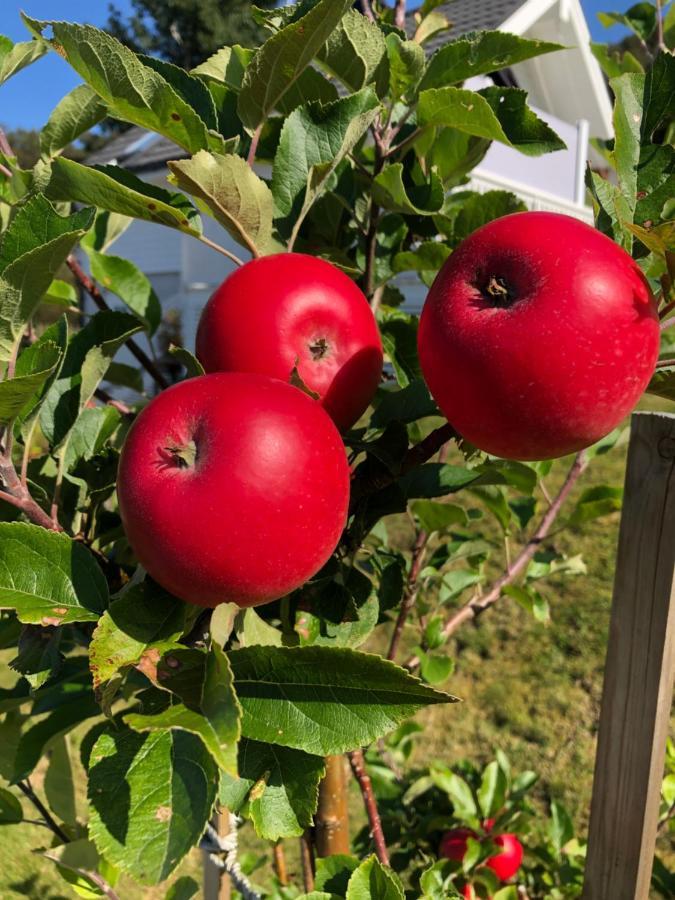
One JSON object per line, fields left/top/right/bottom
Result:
{"left": 314, "top": 754, "right": 350, "bottom": 856}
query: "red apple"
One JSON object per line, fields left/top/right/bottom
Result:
{"left": 485, "top": 833, "right": 523, "bottom": 882}
{"left": 462, "top": 885, "right": 477, "bottom": 900}
{"left": 117, "top": 372, "right": 350, "bottom": 607}
{"left": 439, "top": 827, "right": 476, "bottom": 861}
{"left": 195, "top": 253, "right": 383, "bottom": 431}
{"left": 418, "top": 212, "right": 659, "bottom": 460}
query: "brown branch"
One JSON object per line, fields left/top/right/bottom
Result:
{"left": 387, "top": 529, "right": 427, "bottom": 661}
{"left": 407, "top": 450, "right": 589, "bottom": 667}
{"left": 299, "top": 830, "right": 315, "bottom": 893}
{"left": 0, "top": 162, "right": 11, "bottom": 179}
{"left": 359, "top": 0, "right": 375, "bottom": 21}
{"left": 0, "top": 453, "right": 61, "bottom": 531}
{"left": 656, "top": 0, "right": 666, "bottom": 51}
{"left": 394, "top": 0, "right": 407, "bottom": 30}
{"left": 660, "top": 316, "right": 675, "bottom": 331}
{"left": 348, "top": 749, "right": 389, "bottom": 866}
{"left": 66, "top": 256, "right": 169, "bottom": 390}
{"left": 94, "top": 388, "right": 133, "bottom": 416}
{"left": 272, "top": 840, "right": 288, "bottom": 886}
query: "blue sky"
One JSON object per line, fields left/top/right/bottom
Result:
{"left": 0, "top": 0, "right": 637, "bottom": 130}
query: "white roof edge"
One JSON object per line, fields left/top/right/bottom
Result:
{"left": 498, "top": 0, "right": 614, "bottom": 140}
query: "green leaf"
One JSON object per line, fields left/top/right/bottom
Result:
{"left": 85, "top": 248, "right": 161, "bottom": 334}
{"left": 399, "top": 464, "right": 480, "bottom": 499}
{"left": 41, "top": 839, "right": 104, "bottom": 899}
{"left": 12, "top": 693, "right": 101, "bottom": 782}
{"left": 87, "top": 726, "right": 219, "bottom": 885}
{"left": 0, "top": 34, "right": 46, "bottom": 86}
{"left": 393, "top": 241, "right": 451, "bottom": 274}
{"left": 417, "top": 650, "right": 454, "bottom": 685}
{"left": 477, "top": 760, "right": 508, "bottom": 819}
{"left": 192, "top": 44, "right": 253, "bottom": 88}
{"left": 236, "top": 607, "right": 283, "bottom": 647}
{"left": 237, "top": 0, "right": 352, "bottom": 128}
{"left": 647, "top": 364, "right": 675, "bottom": 402}
{"left": 40, "top": 84, "right": 107, "bottom": 158}
{"left": 126, "top": 644, "right": 241, "bottom": 774}
{"left": 0, "top": 196, "right": 93, "bottom": 361}
{"left": 295, "top": 569, "right": 378, "bottom": 649}
{"left": 10, "top": 624, "right": 63, "bottom": 690}
{"left": 379, "top": 311, "right": 420, "bottom": 387}
{"left": 89, "top": 578, "right": 187, "bottom": 699}
{"left": 220, "top": 738, "right": 325, "bottom": 840}
{"left": 43, "top": 279, "right": 78, "bottom": 308}
{"left": 610, "top": 72, "right": 643, "bottom": 232}
{"left": 18, "top": 317, "right": 68, "bottom": 444}
{"left": 137, "top": 53, "right": 219, "bottom": 132}
{"left": 411, "top": 500, "right": 467, "bottom": 532}
{"left": 372, "top": 163, "right": 444, "bottom": 215}
{"left": 61, "top": 406, "right": 122, "bottom": 473}
{"left": 27, "top": 19, "right": 222, "bottom": 154}
{"left": 276, "top": 66, "right": 340, "bottom": 116}
{"left": 272, "top": 87, "right": 380, "bottom": 224}
{"left": 0, "top": 786, "right": 22, "bottom": 824}
{"left": 548, "top": 799, "right": 574, "bottom": 855}
{"left": 386, "top": 34, "right": 425, "bottom": 101}
{"left": 371, "top": 379, "right": 438, "bottom": 427}
{"left": 165, "top": 876, "right": 200, "bottom": 900}
{"left": 567, "top": 485, "right": 623, "bottom": 526}
{"left": 469, "top": 485, "right": 512, "bottom": 532}
{"left": 317, "top": 8, "right": 388, "bottom": 94}
{"left": 168, "top": 151, "right": 274, "bottom": 257}
{"left": 229, "top": 645, "right": 456, "bottom": 756}
{"left": 435, "top": 190, "right": 527, "bottom": 244}
{"left": 346, "top": 855, "right": 405, "bottom": 900}
{"left": 0, "top": 522, "right": 108, "bottom": 626}
{"left": 430, "top": 764, "right": 478, "bottom": 819}
{"left": 45, "top": 157, "right": 201, "bottom": 235}
{"left": 0, "top": 341, "right": 61, "bottom": 424}
{"left": 420, "top": 31, "right": 564, "bottom": 91}
{"left": 315, "top": 855, "right": 360, "bottom": 895}
{"left": 44, "top": 736, "right": 78, "bottom": 827}
{"left": 417, "top": 86, "right": 566, "bottom": 156}
{"left": 590, "top": 42, "right": 643, "bottom": 79}
{"left": 598, "top": 3, "right": 657, "bottom": 41}
{"left": 40, "top": 311, "right": 143, "bottom": 448}
{"left": 168, "top": 345, "right": 205, "bottom": 378}
{"left": 82, "top": 210, "right": 133, "bottom": 253}
{"left": 413, "top": 7, "right": 452, "bottom": 47}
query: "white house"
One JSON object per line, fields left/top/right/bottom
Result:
{"left": 85, "top": 0, "right": 613, "bottom": 365}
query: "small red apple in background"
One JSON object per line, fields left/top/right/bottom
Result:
{"left": 117, "top": 372, "right": 350, "bottom": 607}
{"left": 439, "top": 827, "right": 476, "bottom": 861}
{"left": 485, "top": 833, "right": 523, "bottom": 881}
{"left": 196, "top": 253, "right": 383, "bottom": 431}
{"left": 418, "top": 212, "right": 660, "bottom": 460}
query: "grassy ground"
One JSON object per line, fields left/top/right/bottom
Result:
{"left": 0, "top": 420, "right": 672, "bottom": 897}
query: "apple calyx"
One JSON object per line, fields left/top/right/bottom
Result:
{"left": 308, "top": 337, "right": 330, "bottom": 360}
{"left": 161, "top": 440, "right": 197, "bottom": 469}
{"left": 482, "top": 274, "right": 514, "bottom": 308}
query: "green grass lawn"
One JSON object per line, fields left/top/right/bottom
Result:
{"left": 1, "top": 413, "right": 673, "bottom": 898}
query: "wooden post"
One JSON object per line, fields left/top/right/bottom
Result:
{"left": 203, "top": 809, "right": 231, "bottom": 900}
{"left": 315, "top": 754, "right": 351, "bottom": 856}
{"left": 583, "top": 412, "right": 675, "bottom": 899}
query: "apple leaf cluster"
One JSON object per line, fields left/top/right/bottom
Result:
{"left": 0, "top": 2, "right": 673, "bottom": 897}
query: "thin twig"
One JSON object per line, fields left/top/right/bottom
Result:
{"left": 0, "top": 128, "right": 14, "bottom": 158}
{"left": 359, "top": 0, "right": 375, "bottom": 21}
{"left": 387, "top": 529, "right": 427, "bottom": 661}
{"left": 197, "top": 233, "right": 244, "bottom": 266}
{"left": 0, "top": 162, "right": 11, "bottom": 179}
{"left": 66, "top": 256, "right": 169, "bottom": 389}
{"left": 272, "top": 840, "right": 288, "bottom": 886}
{"left": 660, "top": 316, "right": 675, "bottom": 331}
{"left": 94, "top": 387, "right": 133, "bottom": 416}
{"left": 394, "top": 0, "right": 407, "bottom": 30}
{"left": 655, "top": 0, "right": 666, "bottom": 51}
{"left": 17, "top": 780, "right": 69, "bottom": 843}
{"left": 50, "top": 453, "right": 65, "bottom": 529}
{"left": 348, "top": 749, "right": 389, "bottom": 866}
{"left": 406, "top": 451, "right": 589, "bottom": 668}
{"left": 299, "top": 830, "right": 315, "bottom": 893}
{"left": 656, "top": 357, "right": 675, "bottom": 368}
{"left": 247, "top": 123, "right": 263, "bottom": 167}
